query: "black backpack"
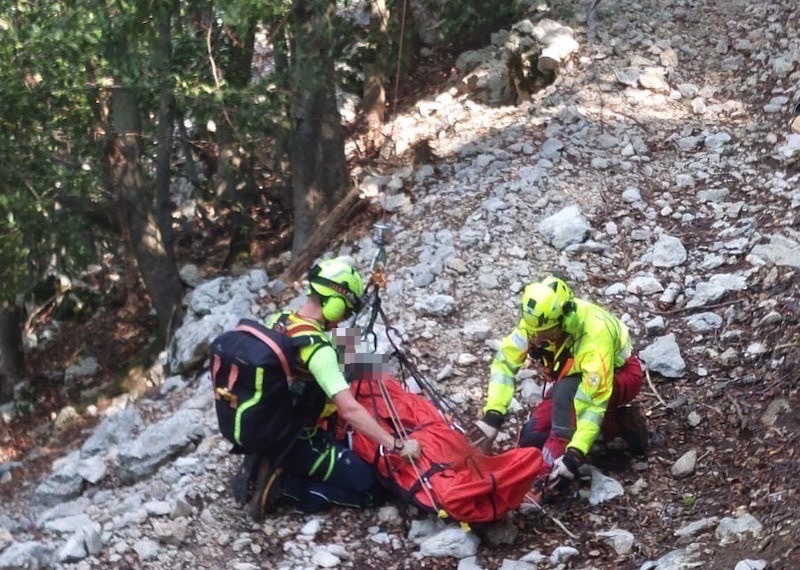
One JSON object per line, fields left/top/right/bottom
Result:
{"left": 209, "top": 318, "right": 325, "bottom": 454}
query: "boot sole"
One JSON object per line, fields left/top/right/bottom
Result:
{"left": 248, "top": 465, "right": 284, "bottom": 522}
{"left": 617, "top": 407, "right": 649, "bottom": 456}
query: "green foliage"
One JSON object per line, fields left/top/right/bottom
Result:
{"left": 331, "top": 1, "right": 419, "bottom": 99}
{"left": 216, "top": 0, "right": 289, "bottom": 25}
{"left": 431, "top": 0, "right": 518, "bottom": 49}
{"left": 170, "top": 0, "right": 292, "bottom": 160}
{"left": 0, "top": 0, "right": 106, "bottom": 302}
{"left": 0, "top": 0, "right": 292, "bottom": 305}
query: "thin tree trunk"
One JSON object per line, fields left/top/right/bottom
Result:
{"left": 214, "top": 18, "right": 258, "bottom": 206}
{"left": 0, "top": 304, "right": 24, "bottom": 402}
{"left": 154, "top": 3, "right": 177, "bottom": 252}
{"left": 289, "top": 0, "right": 349, "bottom": 256}
{"left": 388, "top": 0, "right": 420, "bottom": 111}
{"left": 271, "top": 25, "right": 292, "bottom": 188}
{"left": 363, "top": 0, "right": 388, "bottom": 147}
{"left": 104, "top": 67, "right": 183, "bottom": 343}
{"left": 363, "top": 63, "right": 385, "bottom": 129}
{"left": 173, "top": 105, "right": 202, "bottom": 187}
{"left": 214, "top": 121, "right": 237, "bottom": 201}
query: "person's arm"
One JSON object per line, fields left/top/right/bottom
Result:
{"left": 306, "top": 344, "right": 418, "bottom": 456}
{"left": 567, "top": 309, "right": 625, "bottom": 455}
{"left": 331, "top": 388, "right": 397, "bottom": 449}
{"left": 484, "top": 322, "right": 530, "bottom": 415}
{"left": 568, "top": 350, "right": 614, "bottom": 455}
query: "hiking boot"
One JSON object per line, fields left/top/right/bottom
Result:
{"left": 518, "top": 477, "right": 546, "bottom": 514}
{"left": 247, "top": 457, "right": 285, "bottom": 522}
{"left": 230, "top": 454, "right": 261, "bottom": 506}
{"left": 615, "top": 405, "right": 649, "bottom": 456}
{"left": 519, "top": 490, "right": 542, "bottom": 514}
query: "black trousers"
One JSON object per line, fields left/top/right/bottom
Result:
{"left": 278, "top": 427, "right": 381, "bottom": 513}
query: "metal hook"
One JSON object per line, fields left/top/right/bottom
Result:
{"left": 369, "top": 223, "right": 390, "bottom": 272}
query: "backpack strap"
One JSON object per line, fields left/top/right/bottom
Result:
{"left": 530, "top": 337, "right": 575, "bottom": 383}
{"left": 234, "top": 323, "right": 293, "bottom": 382}
{"left": 274, "top": 312, "right": 330, "bottom": 351}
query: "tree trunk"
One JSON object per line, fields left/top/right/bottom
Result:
{"left": 363, "top": 63, "right": 385, "bottom": 133}
{"left": 271, "top": 25, "right": 292, "bottom": 188}
{"left": 280, "top": 185, "right": 364, "bottom": 283}
{"left": 289, "top": 0, "right": 349, "bottom": 256}
{"left": 363, "top": 0, "right": 388, "bottom": 146}
{"left": 103, "top": 49, "right": 183, "bottom": 343}
{"left": 214, "top": 121, "right": 237, "bottom": 201}
{"left": 214, "top": 18, "right": 258, "bottom": 207}
{"left": 154, "top": 3, "right": 177, "bottom": 253}
{"left": 0, "top": 304, "right": 24, "bottom": 403}
{"left": 393, "top": 0, "right": 421, "bottom": 81}
{"left": 175, "top": 105, "right": 202, "bottom": 187}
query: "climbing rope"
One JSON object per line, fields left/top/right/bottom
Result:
{"left": 354, "top": 223, "right": 467, "bottom": 433}
{"left": 391, "top": 0, "right": 410, "bottom": 118}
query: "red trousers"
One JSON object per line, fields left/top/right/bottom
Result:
{"left": 518, "top": 355, "right": 643, "bottom": 464}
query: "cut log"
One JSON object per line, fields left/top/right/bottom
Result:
{"left": 280, "top": 185, "right": 365, "bottom": 283}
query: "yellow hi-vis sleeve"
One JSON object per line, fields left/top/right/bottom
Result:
{"left": 484, "top": 323, "right": 529, "bottom": 415}
{"left": 565, "top": 301, "right": 629, "bottom": 455}
{"left": 569, "top": 351, "right": 613, "bottom": 455}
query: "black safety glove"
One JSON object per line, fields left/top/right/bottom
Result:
{"left": 547, "top": 448, "right": 584, "bottom": 490}
{"left": 467, "top": 410, "right": 505, "bottom": 451}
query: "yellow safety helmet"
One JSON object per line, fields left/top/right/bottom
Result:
{"left": 519, "top": 276, "right": 575, "bottom": 332}
{"left": 307, "top": 258, "right": 365, "bottom": 322}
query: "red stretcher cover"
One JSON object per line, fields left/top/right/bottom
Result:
{"left": 338, "top": 373, "right": 546, "bottom": 524}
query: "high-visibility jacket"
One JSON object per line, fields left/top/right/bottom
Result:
{"left": 266, "top": 312, "right": 346, "bottom": 419}
{"left": 484, "top": 298, "right": 632, "bottom": 455}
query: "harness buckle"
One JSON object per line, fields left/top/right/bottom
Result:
{"left": 216, "top": 387, "right": 239, "bottom": 408}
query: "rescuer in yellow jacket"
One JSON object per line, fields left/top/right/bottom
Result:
{"left": 469, "top": 276, "right": 647, "bottom": 492}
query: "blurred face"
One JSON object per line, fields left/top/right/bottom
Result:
{"left": 529, "top": 326, "right": 565, "bottom": 347}
{"left": 332, "top": 326, "right": 362, "bottom": 366}
{"left": 332, "top": 326, "right": 359, "bottom": 351}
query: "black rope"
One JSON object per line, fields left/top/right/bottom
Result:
{"left": 359, "top": 288, "right": 468, "bottom": 433}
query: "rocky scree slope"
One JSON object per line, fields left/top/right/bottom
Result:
{"left": 2, "top": 0, "right": 800, "bottom": 569}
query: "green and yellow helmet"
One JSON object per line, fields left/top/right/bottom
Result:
{"left": 519, "top": 276, "right": 574, "bottom": 332}
{"left": 307, "top": 257, "right": 365, "bottom": 322}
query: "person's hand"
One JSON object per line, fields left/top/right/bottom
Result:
{"left": 394, "top": 438, "right": 421, "bottom": 460}
{"left": 547, "top": 448, "right": 583, "bottom": 488}
{"left": 467, "top": 410, "right": 504, "bottom": 451}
